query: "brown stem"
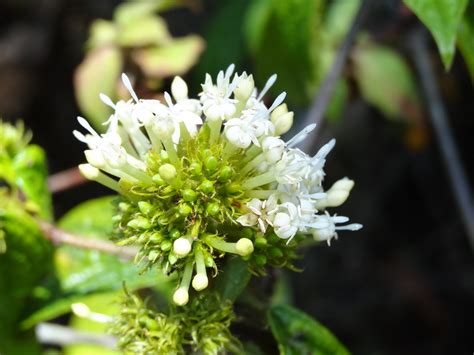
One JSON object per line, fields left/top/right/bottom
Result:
{"left": 47, "top": 167, "right": 88, "bottom": 194}
{"left": 39, "top": 220, "right": 137, "bottom": 259}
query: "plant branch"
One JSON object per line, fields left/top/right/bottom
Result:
{"left": 410, "top": 30, "right": 474, "bottom": 250}
{"left": 39, "top": 220, "right": 137, "bottom": 259}
{"left": 299, "top": 0, "right": 370, "bottom": 153}
{"left": 47, "top": 166, "right": 88, "bottom": 194}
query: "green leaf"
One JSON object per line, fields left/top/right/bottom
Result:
{"left": 353, "top": 42, "right": 422, "bottom": 121}
{"left": 457, "top": 2, "right": 474, "bottom": 81}
{"left": 87, "top": 20, "right": 117, "bottom": 50}
{"left": 244, "top": 0, "right": 324, "bottom": 106}
{"left": 117, "top": 15, "right": 171, "bottom": 47}
{"left": 57, "top": 196, "right": 167, "bottom": 295}
{"left": 324, "top": 0, "right": 361, "bottom": 44}
{"left": 0, "top": 201, "right": 52, "bottom": 353}
{"left": 133, "top": 35, "right": 204, "bottom": 79}
{"left": 74, "top": 46, "right": 122, "bottom": 130}
{"left": 215, "top": 256, "right": 251, "bottom": 302}
{"left": 403, "top": 0, "right": 468, "bottom": 69}
{"left": 267, "top": 304, "right": 350, "bottom": 355}
{"left": 194, "top": 0, "right": 252, "bottom": 83}
{"left": 12, "top": 145, "right": 52, "bottom": 220}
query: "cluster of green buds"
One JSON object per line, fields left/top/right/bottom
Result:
{"left": 75, "top": 65, "right": 361, "bottom": 306}
{"left": 110, "top": 289, "right": 239, "bottom": 354}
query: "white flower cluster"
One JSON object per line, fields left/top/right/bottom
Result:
{"left": 74, "top": 64, "right": 361, "bottom": 249}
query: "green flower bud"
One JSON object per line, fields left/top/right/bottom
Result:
{"left": 148, "top": 250, "right": 159, "bottom": 261}
{"left": 160, "top": 240, "right": 172, "bottom": 251}
{"left": 118, "top": 202, "right": 130, "bottom": 212}
{"left": 254, "top": 254, "right": 267, "bottom": 266}
{"left": 159, "top": 164, "right": 177, "bottom": 182}
{"left": 168, "top": 253, "right": 178, "bottom": 265}
{"left": 182, "top": 189, "right": 197, "bottom": 202}
{"left": 178, "top": 203, "right": 192, "bottom": 217}
{"left": 189, "top": 161, "right": 202, "bottom": 176}
{"left": 149, "top": 231, "right": 164, "bottom": 244}
{"left": 152, "top": 174, "right": 166, "bottom": 186}
{"left": 269, "top": 247, "right": 283, "bottom": 259}
{"left": 127, "top": 216, "right": 151, "bottom": 229}
{"left": 218, "top": 166, "right": 233, "bottom": 181}
{"left": 242, "top": 228, "right": 254, "bottom": 239}
{"left": 169, "top": 229, "right": 181, "bottom": 239}
{"left": 160, "top": 150, "right": 170, "bottom": 163}
{"left": 138, "top": 201, "right": 153, "bottom": 215}
{"left": 254, "top": 237, "right": 268, "bottom": 249}
{"left": 204, "top": 156, "right": 218, "bottom": 172}
{"left": 267, "top": 233, "right": 280, "bottom": 244}
{"left": 206, "top": 203, "right": 220, "bottom": 217}
{"left": 199, "top": 179, "right": 214, "bottom": 193}
{"left": 225, "top": 183, "right": 241, "bottom": 195}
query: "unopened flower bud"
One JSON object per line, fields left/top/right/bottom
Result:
{"left": 84, "top": 150, "right": 106, "bottom": 168}
{"left": 173, "top": 288, "right": 189, "bottom": 306}
{"left": 78, "top": 164, "right": 100, "bottom": 180}
{"left": 234, "top": 74, "right": 254, "bottom": 102}
{"left": 173, "top": 237, "right": 192, "bottom": 258}
{"left": 235, "top": 238, "right": 254, "bottom": 256}
{"left": 171, "top": 76, "right": 188, "bottom": 102}
{"left": 158, "top": 163, "right": 177, "bottom": 182}
{"left": 273, "top": 112, "right": 294, "bottom": 136}
{"left": 192, "top": 273, "right": 208, "bottom": 291}
{"left": 138, "top": 201, "right": 152, "bottom": 215}
{"left": 270, "top": 103, "right": 288, "bottom": 121}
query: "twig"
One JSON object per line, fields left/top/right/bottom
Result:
{"left": 299, "top": 0, "right": 370, "bottom": 153}
{"left": 410, "top": 30, "right": 474, "bottom": 250}
{"left": 36, "top": 322, "right": 117, "bottom": 348}
{"left": 47, "top": 166, "right": 88, "bottom": 193}
{"left": 39, "top": 220, "right": 137, "bottom": 259}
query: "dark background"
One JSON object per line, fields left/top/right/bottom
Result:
{"left": 1, "top": 0, "right": 473, "bottom": 354}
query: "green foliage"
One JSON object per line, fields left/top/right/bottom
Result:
{"left": 244, "top": 0, "right": 323, "bottom": 106}
{"left": 111, "top": 290, "right": 240, "bottom": 354}
{"left": 194, "top": 0, "right": 251, "bottom": 84}
{"left": 352, "top": 40, "right": 422, "bottom": 121}
{"left": 458, "top": 2, "right": 474, "bottom": 80}
{"left": 56, "top": 196, "right": 168, "bottom": 294}
{"left": 0, "top": 195, "right": 53, "bottom": 354}
{"left": 267, "top": 304, "right": 350, "bottom": 355}
{"left": 403, "top": 0, "right": 468, "bottom": 69}
{"left": 74, "top": 0, "right": 204, "bottom": 130}
{"left": 215, "top": 256, "right": 251, "bottom": 302}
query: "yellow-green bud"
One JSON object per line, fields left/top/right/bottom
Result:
{"left": 173, "top": 288, "right": 189, "bottom": 306}
{"left": 138, "top": 201, "right": 152, "bottom": 215}
{"left": 236, "top": 238, "right": 254, "bottom": 256}
{"left": 192, "top": 273, "right": 208, "bottom": 291}
{"left": 182, "top": 189, "right": 197, "bottom": 202}
{"left": 204, "top": 156, "right": 218, "bottom": 171}
{"left": 159, "top": 164, "right": 177, "bottom": 182}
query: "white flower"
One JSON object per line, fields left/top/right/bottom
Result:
{"left": 237, "top": 194, "right": 278, "bottom": 233}
{"left": 310, "top": 213, "right": 362, "bottom": 245}
{"left": 200, "top": 64, "right": 239, "bottom": 121}
{"left": 273, "top": 203, "right": 299, "bottom": 240}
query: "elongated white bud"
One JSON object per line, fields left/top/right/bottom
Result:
{"left": 173, "top": 237, "right": 192, "bottom": 258}
{"left": 171, "top": 76, "right": 188, "bottom": 102}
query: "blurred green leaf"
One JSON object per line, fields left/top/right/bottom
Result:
{"left": 114, "top": 2, "right": 160, "bottom": 26}
{"left": 353, "top": 42, "right": 421, "bottom": 121}
{"left": 457, "top": 2, "right": 474, "bottom": 81}
{"left": 215, "top": 256, "right": 251, "bottom": 302}
{"left": 13, "top": 145, "right": 52, "bottom": 220}
{"left": 267, "top": 304, "right": 350, "bottom": 355}
{"left": 87, "top": 19, "right": 117, "bottom": 50}
{"left": 0, "top": 199, "right": 52, "bottom": 354}
{"left": 133, "top": 35, "right": 204, "bottom": 79}
{"left": 403, "top": 0, "right": 468, "bottom": 69}
{"left": 324, "top": 0, "right": 360, "bottom": 44}
{"left": 74, "top": 46, "right": 122, "bottom": 130}
{"left": 57, "top": 196, "right": 168, "bottom": 294}
{"left": 117, "top": 15, "right": 170, "bottom": 47}
{"left": 244, "top": 0, "right": 324, "bottom": 106}
{"left": 194, "top": 0, "right": 251, "bottom": 83}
